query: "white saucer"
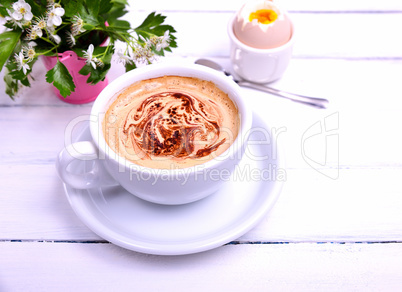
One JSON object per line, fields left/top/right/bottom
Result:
{"left": 63, "top": 113, "right": 284, "bottom": 255}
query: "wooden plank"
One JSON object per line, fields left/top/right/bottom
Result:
{"left": 1, "top": 12, "right": 401, "bottom": 103}
{"left": 133, "top": 0, "right": 402, "bottom": 12}
{"left": 1, "top": 166, "right": 401, "bottom": 242}
{"left": 244, "top": 168, "right": 402, "bottom": 242}
{"left": 0, "top": 2, "right": 401, "bottom": 289}
{"left": 0, "top": 107, "right": 91, "bottom": 165}
{"left": 120, "top": 11, "right": 402, "bottom": 58}
{"left": 1, "top": 57, "right": 402, "bottom": 242}
{"left": 0, "top": 13, "right": 399, "bottom": 68}
{"left": 0, "top": 241, "right": 401, "bottom": 291}
{"left": 166, "top": 12, "right": 402, "bottom": 58}
{"left": 2, "top": 56, "right": 402, "bottom": 168}
{"left": 0, "top": 164, "right": 100, "bottom": 241}
{"left": 2, "top": 57, "right": 402, "bottom": 109}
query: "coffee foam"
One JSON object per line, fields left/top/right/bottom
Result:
{"left": 103, "top": 76, "right": 239, "bottom": 169}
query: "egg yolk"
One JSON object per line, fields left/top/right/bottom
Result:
{"left": 249, "top": 9, "right": 278, "bottom": 24}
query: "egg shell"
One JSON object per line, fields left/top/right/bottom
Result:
{"left": 233, "top": 1, "right": 292, "bottom": 49}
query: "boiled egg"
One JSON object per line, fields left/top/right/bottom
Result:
{"left": 233, "top": 0, "right": 292, "bottom": 49}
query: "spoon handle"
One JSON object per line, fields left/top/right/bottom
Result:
{"left": 237, "top": 81, "right": 329, "bottom": 109}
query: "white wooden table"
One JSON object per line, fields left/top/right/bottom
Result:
{"left": 1, "top": 0, "right": 402, "bottom": 290}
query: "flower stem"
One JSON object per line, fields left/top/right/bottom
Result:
{"left": 36, "top": 46, "right": 59, "bottom": 56}
{"left": 40, "top": 36, "right": 56, "bottom": 46}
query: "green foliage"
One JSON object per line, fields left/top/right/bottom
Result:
{"left": 45, "top": 61, "right": 76, "bottom": 98}
{"left": 4, "top": 59, "right": 34, "bottom": 99}
{"left": 79, "top": 46, "right": 114, "bottom": 84}
{"left": 4, "top": 73, "right": 18, "bottom": 100}
{"left": 124, "top": 62, "right": 137, "bottom": 73}
{"left": 135, "top": 12, "right": 178, "bottom": 50}
{"left": 0, "top": 31, "right": 22, "bottom": 72}
{"left": 25, "top": 0, "right": 47, "bottom": 17}
{"left": 63, "top": 0, "right": 80, "bottom": 17}
{"left": 0, "top": 0, "right": 177, "bottom": 99}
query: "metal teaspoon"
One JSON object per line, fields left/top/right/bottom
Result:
{"left": 195, "top": 59, "right": 329, "bottom": 109}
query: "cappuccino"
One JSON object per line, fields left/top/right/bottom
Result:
{"left": 103, "top": 76, "right": 239, "bottom": 169}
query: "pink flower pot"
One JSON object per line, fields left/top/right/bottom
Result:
{"left": 42, "top": 51, "right": 108, "bottom": 104}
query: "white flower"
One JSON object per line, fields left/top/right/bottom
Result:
{"left": 139, "top": 35, "right": 149, "bottom": 46}
{"left": 0, "top": 16, "right": 7, "bottom": 25}
{"left": 34, "top": 26, "right": 43, "bottom": 37}
{"left": 27, "top": 41, "right": 37, "bottom": 47}
{"left": 44, "top": 25, "right": 61, "bottom": 44}
{"left": 71, "top": 15, "right": 85, "bottom": 36}
{"left": 14, "top": 51, "right": 30, "bottom": 74}
{"left": 25, "top": 25, "right": 43, "bottom": 40}
{"left": 46, "top": 4, "right": 65, "bottom": 27}
{"left": 116, "top": 49, "right": 132, "bottom": 65}
{"left": 156, "top": 30, "right": 170, "bottom": 51}
{"left": 83, "top": 44, "right": 97, "bottom": 69}
{"left": 6, "top": 9, "right": 22, "bottom": 28}
{"left": 26, "top": 17, "right": 46, "bottom": 40}
{"left": 149, "top": 30, "right": 171, "bottom": 52}
{"left": 94, "top": 58, "right": 104, "bottom": 68}
{"left": 129, "top": 44, "right": 156, "bottom": 66}
{"left": 33, "top": 16, "right": 47, "bottom": 29}
{"left": 66, "top": 31, "right": 76, "bottom": 47}
{"left": 11, "top": 0, "right": 33, "bottom": 21}
{"left": 22, "top": 45, "right": 36, "bottom": 61}
{"left": 49, "top": 32, "right": 61, "bottom": 44}
{"left": 8, "top": 18, "right": 23, "bottom": 28}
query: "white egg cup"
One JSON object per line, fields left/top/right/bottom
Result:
{"left": 227, "top": 13, "right": 295, "bottom": 84}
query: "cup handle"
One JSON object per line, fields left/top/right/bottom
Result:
{"left": 56, "top": 141, "right": 118, "bottom": 189}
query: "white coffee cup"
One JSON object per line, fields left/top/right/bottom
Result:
{"left": 227, "top": 13, "right": 295, "bottom": 84}
{"left": 56, "top": 63, "right": 253, "bottom": 205}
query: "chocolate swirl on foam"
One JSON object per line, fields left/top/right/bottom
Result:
{"left": 122, "top": 91, "right": 226, "bottom": 159}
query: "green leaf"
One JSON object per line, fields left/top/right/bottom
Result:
{"left": 77, "top": 1, "right": 100, "bottom": 26}
{"left": 78, "top": 46, "right": 113, "bottom": 84}
{"left": 99, "top": 0, "right": 113, "bottom": 15}
{"left": 106, "top": 3, "right": 129, "bottom": 27}
{"left": 86, "top": 0, "right": 100, "bottom": 18}
{"left": 134, "top": 12, "right": 166, "bottom": 37}
{"left": 124, "top": 62, "right": 137, "bottom": 72}
{"left": 45, "top": 61, "right": 76, "bottom": 98}
{"left": 82, "top": 23, "right": 96, "bottom": 30}
{"left": 78, "top": 64, "right": 91, "bottom": 76}
{"left": 102, "top": 31, "right": 123, "bottom": 43}
{"left": 111, "top": 0, "right": 128, "bottom": 4}
{"left": 25, "top": 0, "right": 47, "bottom": 17}
{"left": 4, "top": 60, "right": 33, "bottom": 99}
{"left": 108, "top": 19, "right": 130, "bottom": 31}
{"left": 133, "top": 12, "right": 177, "bottom": 54}
{"left": 7, "top": 61, "right": 32, "bottom": 82}
{"left": 0, "top": 6, "right": 9, "bottom": 17}
{"left": 79, "top": 62, "right": 111, "bottom": 84}
{"left": 0, "top": 31, "right": 22, "bottom": 73}
{"left": 4, "top": 68, "right": 18, "bottom": 100}
{"left": 0, "top": 0, "right": 14, "bottom": 6}
{"left": 64, "top": 0, "right": 80, "bottom": 17}
{"left": 104, "top": 19, "right": 130, "bottom": 42}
